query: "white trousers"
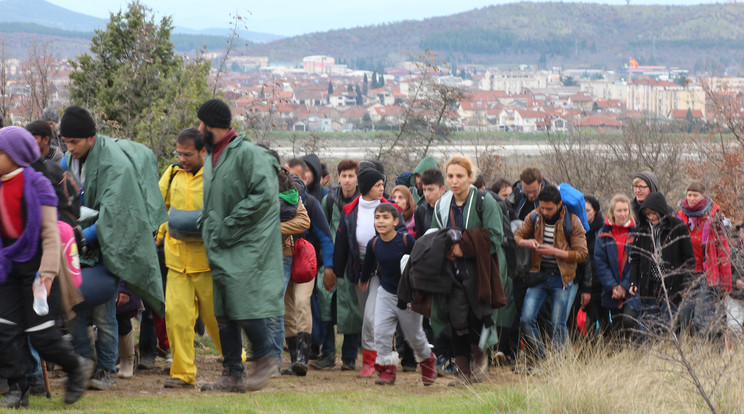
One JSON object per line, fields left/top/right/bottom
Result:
{"left": 726, "top": 296, "right": 744, "bottom": 335}
{"left": 373, "top": 288, "right": 431, "bottom": 366}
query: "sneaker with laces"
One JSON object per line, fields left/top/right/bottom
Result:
{"left": 88, "top": 369, "right": 116, "bottom": 391}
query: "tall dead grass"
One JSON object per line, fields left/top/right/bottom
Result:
{"left": 512, "top": 337, "right": 744, "bottom": 413}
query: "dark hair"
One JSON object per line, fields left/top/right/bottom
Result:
{"left": 176, "top": 128, "right": 205, "bottom": 150}
{"left": 519, "top": 167, "right": 542, "bottom": 185}
{"left": 420, "top": 168, "right": 444, "bottom": 187}
{"left": 287, "top": 158, "right": 307, "bottom": 174}
{"left": 320, "top": 162, "right": 329, "bottom": 178}
{"left": 278, "top": 168, "right": 296, "bottom": 193}
{"left": 474, "top": 175, "right": 486, "bottom": 189}
{"left": 375, "top": 203, "right": 399, "bottom": 218}
{"left": 584, "top": 195, "right": 601, "bottom": 215}
{"left": 491, "top": 178, "right": 511, "bottom": 194}
{"left": 25, "top": 120, "right": 52, "bottom": 140}
{"left": 337, "top": 159, "right": 359, "bottom": 174}
{"left": 537, "top": 185, "right": 562, "bottom": 204}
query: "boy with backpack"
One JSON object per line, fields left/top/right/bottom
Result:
{"left": 359, "top": 203, "right": 436, "bottom": 386}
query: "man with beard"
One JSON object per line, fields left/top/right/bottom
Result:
{"left": 196, "top": 99, "right": 284, "bottom": 393}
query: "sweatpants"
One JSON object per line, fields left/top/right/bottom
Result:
{"left": 284, "top": 278, "right": 314, "bottom": 337}
{"left": 356, "top": 275, "right": 379, "bottom": 351}
{"left": 374, "top": 288, "right": 430, "bottom": 366}
{"left": 165, "top": 269, "right": 222, "bottom": 385}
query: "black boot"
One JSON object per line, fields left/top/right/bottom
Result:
{"left": 0, "top": 379, "right": 29, "bottom": 409}
{"left": 281, "top": 337, "right": 298, "bottom": 376}
{"left": 292, "top": 332, "right": 310, "bottom": 376}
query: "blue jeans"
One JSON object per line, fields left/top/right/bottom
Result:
{"left": 219, "top": 318, "right": 272, "bottom": 376}
{"left": 267, "top": 256, "right": 292, "bottom": 364}
{"left": 69, "top": 289, "right": 119, "bottom": 372}
{"left": 520, "top": 274, "right": 575, "bottom": 360}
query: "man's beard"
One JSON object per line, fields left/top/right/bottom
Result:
{"left": 203, "top": 129, "right": 215, "bottom": 152}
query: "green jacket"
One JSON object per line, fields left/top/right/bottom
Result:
{"left": 199, "top": 134, "right": 284, "bottom": 320}
{"left": 64, "top": 134, "right": 168, "bottom": 315}
{"left": 431, "top": 185, "right": 514, "bottom": 347}
{"left": 319, "top": 188, "right": 363, "bottom": 332}
{"left": 409, "top": 156, "right": 438, "bottom": 205}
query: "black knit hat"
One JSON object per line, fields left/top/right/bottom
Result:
{"left": 60, "top": 106, "right": 96, "bottom": 138}
{"left": 358, "top": 167, "right": 385, "bottom": 196}
{"left": 197, "top": 99, "right": 232, "bottom": 128}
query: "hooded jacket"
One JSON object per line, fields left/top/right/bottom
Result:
{"left": 629, "top": 192, "right": 694, "bottom": 304}
{"left": 631, "top": 171, "right": 674, "bottom": 224}
{"left": 409, "top": 156, "right": 438, "bottom": 205}
{"left": 302, "top": 153, "right": 325, "bottom": 202}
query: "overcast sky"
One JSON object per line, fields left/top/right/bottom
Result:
{"left": 47, "top": 0, "right": 721, "bottom": 37}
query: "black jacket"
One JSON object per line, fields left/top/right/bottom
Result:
{"left": 629, "top": 192, "right": 694, "bottom": 304}
{"left": 302, "top": 153, "right": 324, "bottom": 202}
{"left": 506, "top": 179, "right": 550, "bottom": 221}
{"left": 580, "top": 211, "right": 604, "bottom": 294}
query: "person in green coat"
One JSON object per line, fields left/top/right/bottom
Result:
{"left": 195, "top": 100, "right": 283, "bottom": 393}
{"left": 409, "top": 156, "right": 438, "bottom": 206}
{"left": 430, "top": 156, "right": 508, "bottom": 386}
{"left": 59, "top": 106, "right": 168, "bottom": 391}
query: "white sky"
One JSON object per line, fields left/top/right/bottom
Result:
{"left": 47, "top": 0, "right": 722, "bottom": 37}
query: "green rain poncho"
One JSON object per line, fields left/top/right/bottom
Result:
{"left": 65, "top": 134, "right": 168, "bottom": 315}
{"left": 199, "top": 135, "right": 285, "bottom": 320}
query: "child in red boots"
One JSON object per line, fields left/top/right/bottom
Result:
{"left": 359, "top": 204, "right": 436, "bottom": 386}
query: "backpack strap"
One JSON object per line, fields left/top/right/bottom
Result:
{"left": 165, "top": 164, "right": 179, "bottom": 206}
{"left": 371, "top": 236, "right": 378, "bottom": 254}
{"left": 563, "top": 206, "right": 572, "bottom": 247}
{"left": 475, "top": 189, "right": 486, "bottom": 222}
{"left": 324, "top": 194, "right": 334, "bottom": 225}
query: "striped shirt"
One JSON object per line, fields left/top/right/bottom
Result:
{"left": 540, "top": 222, "right": 559, "bottom": 274}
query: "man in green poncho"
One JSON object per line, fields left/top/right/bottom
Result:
{"left": 59, "top": 106, "right": 167, "bottom": 391}
{"left": 196, "top": 99, "right": 284, "bottom": 393}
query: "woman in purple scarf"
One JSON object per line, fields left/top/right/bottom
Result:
{"left": 0, "top": 126, "right": 93, "bottom": 408}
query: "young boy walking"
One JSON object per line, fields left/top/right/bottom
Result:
{"left": 360, "top": 203, "right": 436, "bottom": 385}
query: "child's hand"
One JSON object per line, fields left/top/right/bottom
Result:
{"left": 323, "top": 268, "right": 337, "bottom": 292}
{"left": 446, "top": 243, "right": 463, "bottom": 260}
{"left": 359, "top": 280, "right": 370, "bottom": 292}
{"left": 628, "top": 286, "right": 637, "bottom": 296}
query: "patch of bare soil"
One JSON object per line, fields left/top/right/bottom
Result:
{"left": 45, "top": 351, "right": 527, "bottom": 399}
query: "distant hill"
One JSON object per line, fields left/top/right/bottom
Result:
{"left": 0, "top": 0, "right": 106, "bottom": 31}
{"left": 240, "top": 2, "right": 744, "bottom": 73}
{"left": 173, "top": 27, "right": 284, "bottom": 43}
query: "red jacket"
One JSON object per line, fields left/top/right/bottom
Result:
{"left": 678, "top": 202, "right": 732, "bottom": 291}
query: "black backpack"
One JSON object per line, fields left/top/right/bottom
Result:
{"left": 475, "top": 189, "right": 529, "bottom": 278}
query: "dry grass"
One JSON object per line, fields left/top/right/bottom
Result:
{"left": 510, "top": 337, "right": 744, "bottom": 414}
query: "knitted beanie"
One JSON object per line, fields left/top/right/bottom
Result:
{"left": 197, "top": 99, "right": 232, "bottom": 128}
{"left": 357, "top": 167, "right": 385, "bottom": 196}
{"left": 0, "top": 126, "right": 41, "bottom": 168}
{"left": 60, "top": 106, "right": 96, "bottom": 138}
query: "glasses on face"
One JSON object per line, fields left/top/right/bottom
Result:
{"left": 173, "top": 151, "right": 196, "bottom": 158}
{"left": 632, "top": 185, "right": 649, "bottom": 191}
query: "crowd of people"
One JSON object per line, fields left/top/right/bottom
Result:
{"left": 1, "top": 100, "right": 743, "bottom": 407}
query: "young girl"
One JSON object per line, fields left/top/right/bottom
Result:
{"left": 391, "top": 185, "right": 416, "bottom": 238}
{"left": 430, "top": 156, "right": 507, "bottom": 386}
{"left": 0, "top": 126, "right": 92, "bottom": 408}
{"left": 594, "top": 194, "right": 636, "bottom": 337}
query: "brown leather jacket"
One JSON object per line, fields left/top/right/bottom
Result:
{"left": 514, "top": 208, "right": 588, "bottom": 287}
{"left": 281, "top": 200, "right": 310, "bottom": 256}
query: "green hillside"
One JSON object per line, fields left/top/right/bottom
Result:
{"left": 240, "top": 2, "right": 744, "bottom": 72}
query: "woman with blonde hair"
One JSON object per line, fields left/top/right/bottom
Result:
{"left": 594, "top": 194, "right": 637, "bottom": 337}
{"left": 430, "top": 156, "right": 508, "bottom": 386}
{"left": 391, "top": 185, "right": 417, "bottom": 238}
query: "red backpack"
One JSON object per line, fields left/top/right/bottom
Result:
{"left": 291, "top": 238, "right": 317, "bottom": 284}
